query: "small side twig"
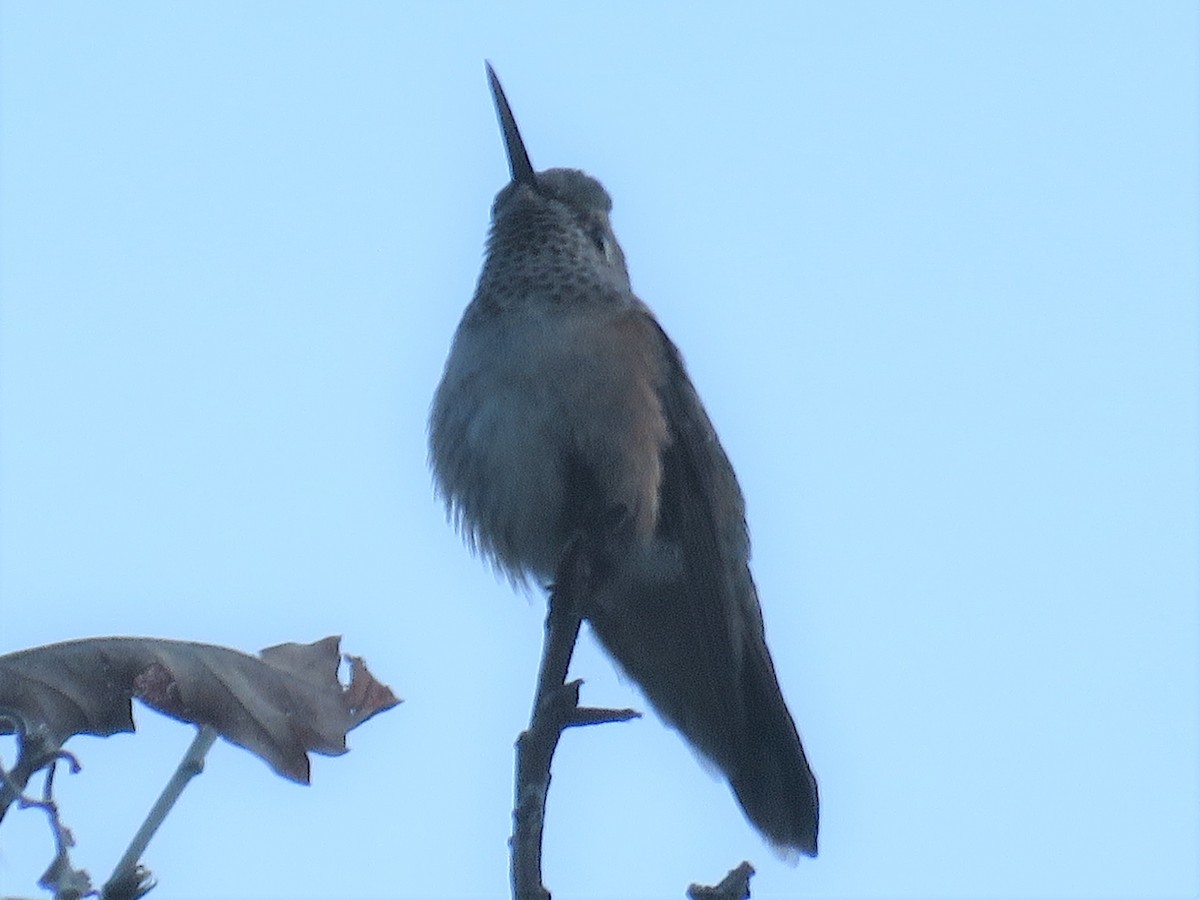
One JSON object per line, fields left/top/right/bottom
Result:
{"left": 1, "top": 710, "right": 98, "bottom": 899}
{"left": 101, "top": 725, "right": 218, "bottom": 900}
{"left": 0, "top": 709, "right": 62, "bottom": 824}
{"left": 32, "top": 754, "right": 92, "bottom": 900}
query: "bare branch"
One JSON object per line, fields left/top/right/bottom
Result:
{"left": 510, "top": 538, "right": 640, "bottom": 900}
{"left": 101, "top": 725, "right": 219, "bottom": 899}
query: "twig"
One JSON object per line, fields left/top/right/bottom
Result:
{"left": 101, "top": 725, "right": 218, "bottom": 900}
{"left": 509, "top": 541, "right": 640, "bottom": 900}
{"left": 2, "top": 712, "right": 97, "bottom": 898}
{"left": 687, "top": 860, "right": 756, "bottom": 900}
{"left": 510, "top": 553, "right": 584, "bottom": 900}
{"left": 33, "top": 755, "right": 92, "bottom": 900}
{"left": 0, "top": 709, "right": 60, "bottom": 823}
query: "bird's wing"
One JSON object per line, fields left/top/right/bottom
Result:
{"left": 585, "top": 311, "right": 819, "bottom": 855}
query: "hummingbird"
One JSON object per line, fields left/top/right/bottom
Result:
{"left": 429, "top": 64, "right": 819, "bottom": 857}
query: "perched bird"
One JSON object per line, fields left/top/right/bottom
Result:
{"left": 429, "top": 64, "right": 819, "bottom": 856}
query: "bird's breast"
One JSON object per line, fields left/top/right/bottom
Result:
{"left": 430, "top": 302, "right": 670, "bottom": 582}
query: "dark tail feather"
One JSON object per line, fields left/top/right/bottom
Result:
{"left": 729, "top": 638, "right": 819, "bottom": 856}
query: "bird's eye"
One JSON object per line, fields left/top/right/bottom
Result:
{"left": 585, "top": 222, "right": 611, "bottom": 260}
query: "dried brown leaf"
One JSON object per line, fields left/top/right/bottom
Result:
{"left": 0, "top": 636, "right": 400, "bottom": 783}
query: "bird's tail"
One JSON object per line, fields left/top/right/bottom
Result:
{"left": 586, "top": 571, "right": 819, "bottom": 856}
{"left": 728, "top": 632, "right": 819, "bottom": 856}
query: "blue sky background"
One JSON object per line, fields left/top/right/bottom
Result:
{"left": 1, "top": 4, "right": 1197, "bottom": 899}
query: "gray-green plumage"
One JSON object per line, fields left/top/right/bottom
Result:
{"left": 429, "top": 64, "right": 818, "bottom": 856}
